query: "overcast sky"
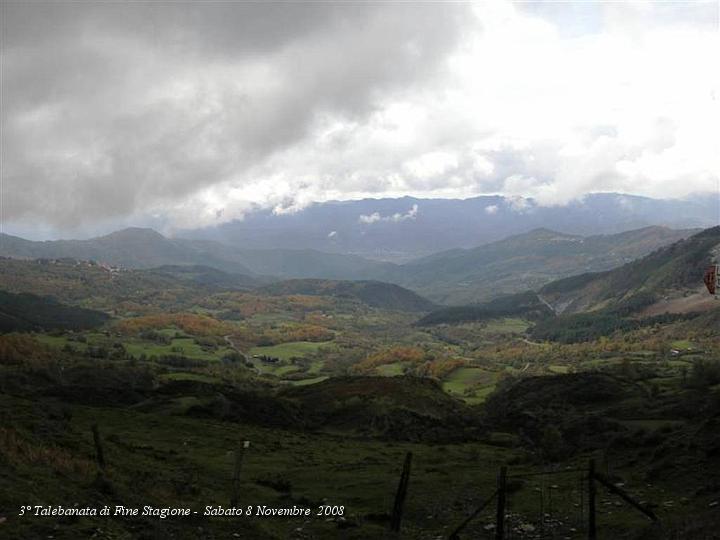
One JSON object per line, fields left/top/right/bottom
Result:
{"left": 1, "top": 1, "right": 718, "bottom": 238}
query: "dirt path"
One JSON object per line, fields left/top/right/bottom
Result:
{"left": 223, "top": 334, "right": 259, "bottom": 373}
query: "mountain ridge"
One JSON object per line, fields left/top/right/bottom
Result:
{"left": 180, "top": 192, "right": 718, "bottom": 261}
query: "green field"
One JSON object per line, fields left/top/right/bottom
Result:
{"left": 442, "top": 366, "right": 496, "bottom": 402}
{"left": 0, "top": 388, "right": 680, "bottom": 540}
{"left": 290, "top": 375, "right": 329, "bottom": 386}
{"left": 247, "top": 341, "right": 332, "bottom": 379}
{"left": 34, "top": 331, "right": 236, "bottom": 363}
{"left": 123, "top": 337, "right": 235, "bottom": 362}
{"left": 549, "top": 364, "right": 571, "bottom": 374}
{"left": 249, "top": 340, "right": 330, "bottom": 360}
{"left": 160, "top": 372, "right": 222, "bottom": 384}
{"left": 376, "top": 362, "right": 406, "bottom": 376}
{"left": 482, "top": 317, "right": 530, "bottom": 334}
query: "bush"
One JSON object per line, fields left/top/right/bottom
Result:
{"left": 687, "top": 360, "right": 720, "bottom": 388}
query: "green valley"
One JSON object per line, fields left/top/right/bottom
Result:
{"left": 1, "top": 226, "right": 719, "bottom": 539}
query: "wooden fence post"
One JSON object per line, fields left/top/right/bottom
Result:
{"left": 390, "top": 452, "right": 413, "bottom": 533}
{"left": 495, "top": 466, "right": 507, "bottom": 540}
{"left": 230, "top": 440, "right": 250, "bottom": 507}
{"left": 588, "top": 459, "right": 597, "bottom": 540}
{"left": 448, "top": 490, "right": 498, "bottom": 540}
{"left": 91, "top": 423, "right": 105, "bottom": 470}
{"left": 593, "top": 472, "right": 658, "bottom": 522}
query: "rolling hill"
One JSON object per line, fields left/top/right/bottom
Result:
{"left": 0, "top": 228, "right": 393, "bottom": 282}
{"left": 0, "top": 224, "right": 704, "bottom": 307}
{"left": 415, "top": 290, "right": 551, "bottom": 326}
{"left": 529, "top": 226, "right": 720, "bottom": 342}
{"left": 147, "top": 265, "right": 264, "bottom": 290}
{"left": 0, "top": 290, "right": 110, "bottom": 333}
{"left": 417, "top": 226, "right": 720, "bottom": 341}
{"left": 383, "top": 226, "right": 695, "bottom": 303}
{"left": 256, "top": 278, "right": 436, "bottom": 312}
{"left": 0, "top": 257, "right": 224, "bottom": 312}
{"left": 281, "top": 376, "right": 478, "bottom": 441}
{"left": 0, "top": 228, "right": 257, "bottom": 275}
{"left": 538, "top": 225, "right": 720, "bottom": 316}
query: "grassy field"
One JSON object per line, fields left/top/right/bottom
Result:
{"left": 124, "top": 337, "right": 235, "bottom": 362}
{"left": 247, "top": 341, "right": 332, "bottom": 379}
{"left": 482, "top": 317, "right": 530, "bottom": 334}
{"left": 549, "top": 364, "right": 571, "bottom": 374}
{"left": 1, "top": 391, "right": 680, "bottom": 540}
{"left": 34, "top": 331, "right": 236, "bottom": 363}
{"left": 376, "top": 363, "right": 406, "bottom": 376}
{"left": 249, "top": 341, "right": 330, "bottom": 360}
{"left": 442, "top": 367, "right": 496, "bottom": 403}
{"left": 290, "top": 375, "right": 329, "bottom": 386}
{"left": 159, "top": 372, "right": 223, "bottom": 384}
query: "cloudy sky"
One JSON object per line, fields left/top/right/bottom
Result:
{"left": 1, "top": 1, "right": 718, "bottom": 238}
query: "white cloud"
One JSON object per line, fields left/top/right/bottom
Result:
{"left": 358, "top": 212, "right": 381, "bottom": 225}
{"left": 484, "top": 205, "right": 498, "bottom": 215}
{"left": 359, "top": 204, "right": 419, "bottom": 225}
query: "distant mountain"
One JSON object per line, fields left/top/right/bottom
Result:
{"left": 0, "top": 228, "right": 393, "bottom": 281}
{"left": 0, "top": 290, "right": 110, "bottom": 333}
{"left": 256, "top": 278, "right": 435, "bottom": 312}
{"left": 181, "top": 193, "right": 718, "bottom": 261}
{"left": 381, "top": 226, "right": 696, "bottom": 304}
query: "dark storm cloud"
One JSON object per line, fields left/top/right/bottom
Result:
{"left": 1, "top": 1, "right": 472, "bottom": 229}
{"left": 3, "top": 1, "right": 715, "bottom": 236}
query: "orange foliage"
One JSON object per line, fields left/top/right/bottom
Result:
{"left": 248, "top": 323, "right": 334, "bottom": 346}
{"left": 418, "top": 358, "right": 466, "bottom": 379}
{"left": 0, "top": 334, "right": 54, "bottom": 365}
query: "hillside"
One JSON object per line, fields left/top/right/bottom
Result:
{"left": 0, "top": 228, "right": 393, "bottom": 282}
{"left": 148, "top": 265, "right": 265, "bottom": 289}
{"left": 256, "top": 278, "right": 435, "bottom": 312}
{"left": 383, "top": 226, "right": 695, "bottom": 304}
{"left": 0, "top": 228, "right": 257, "bottom": 275}
{"left": 539, "top": 226, "right": 720, "bottom": 316}
{"left": 0, "top": 290, "right": 110, "bottom": 333}
{"left": 415, "top": 290, "right": 551, "bottom": 326}
{"left": 281, "top": 376, "right": 478, "bottom": 441}
{"left": 223, "top": 247, "right": 395, "bottom": 280}
{"left": 0, "top": 258, "right": 222, "bottom": 313}
{"left": 415, "top": 226, "right": 720, "bottom": 341}
{"left": 525, "top": 226, "right": 720, "bottom": 342}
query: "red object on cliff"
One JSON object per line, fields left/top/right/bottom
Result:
{"left": 705, "top": 265, "right": 718, "bottom": 295}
